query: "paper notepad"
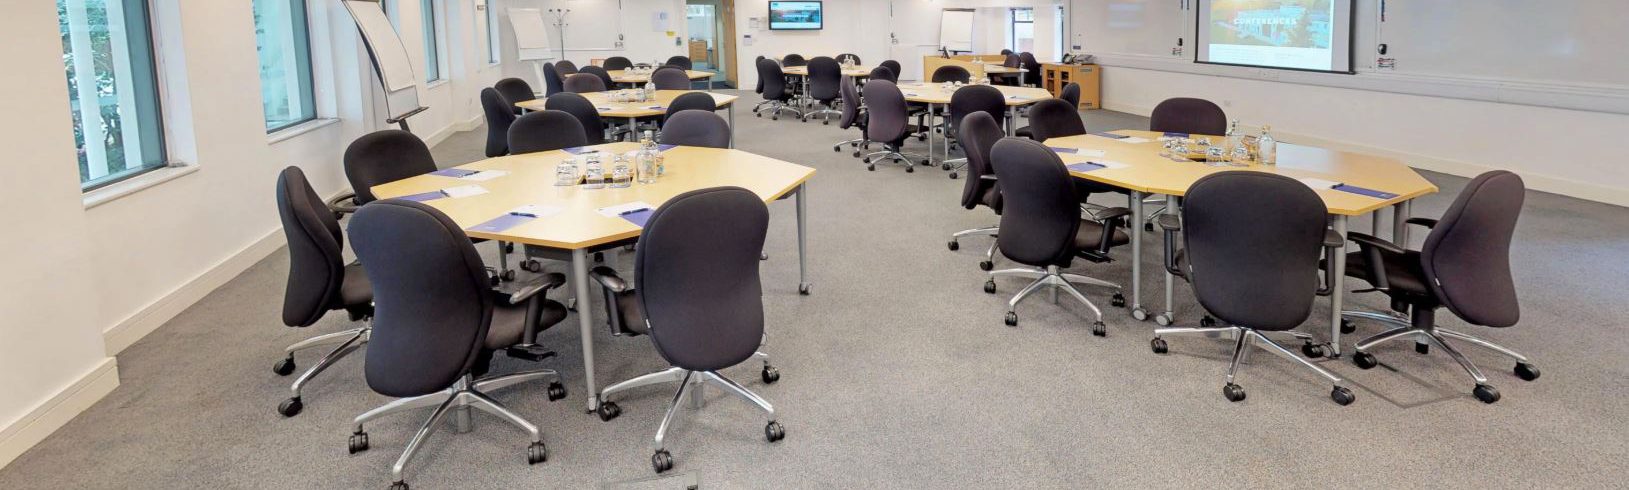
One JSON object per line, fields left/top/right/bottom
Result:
{"left": 429, "top": 168, "right": 479, "bottom": 178}
{"left": 507, "top": 204, "right": 563, "bottom": 218}
{"left": 1051, "top": 147, "right": 1107, "bottom": 157}
{"left": 459, "top": 170, "right": 510, "bottom": 182}
{"left": 440, "top": 185, "right": 489, "bottom": 199}
{"left": 1299, "top": 177, "right": 1342, "bottom": 190}
{"left": 597, "top": 201, "right": 655, "bottom": 227}
{"left": 1116, "top": 137, "right": 1153, "bottom": 144}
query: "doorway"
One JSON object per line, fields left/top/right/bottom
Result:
{"left": 686, "top": 0, "right": 737, "bottom": 88}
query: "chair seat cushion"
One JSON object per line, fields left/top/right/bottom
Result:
{"left": 486, "top": 299, "right": 568, "bottom": 350}
{"left": 1074, "top": 220, "right": 1131, "bottom": 251}
{"left": 338, "top": 263, "right": 373, "bottom": 308}
{"left": 1343, "top": 250, "right": 1431, "bottom": 299}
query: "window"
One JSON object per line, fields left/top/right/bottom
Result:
{"left": 253, "top": 0, "right": 317, "bottom": 132}
{"left": 486, "top": 0, "right": 500, "bottom": 64}
{"left": 1055, "top": 5, "right": 1066, "bottom": 57}
{"left": 58, "top": 0, "right": 168, "bottom": 190}
{"left": 421, "top": 0, "right": 441, "bottom": 82}
{"left": 1008, "top": 8, "right": 1034, "bottom": 54}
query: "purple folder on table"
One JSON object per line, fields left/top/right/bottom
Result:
{"left": 1090, "top": 132, "right": 1129, "bottom": 139}
{"left": 657, "top": 144, "right": 679, "bottom": 152}
{"left": 1163, "top": 132, "right": 1190, "bottom": 138}
{"left": 1067, "top": 162, "right": 1107, "bottom": 172}
{"left": 429, "top": 168, "right": 479, "bottom": 178}
{"left": 1333, "top": 184, "right": 1399, "bottom": 200}
{"left": 619, "top": 208, "right": 654, "bottom": 227}
{"left": 1049, "top": 147, "right": 1078, "bottom": 154}
{"left": 395, "top": 190, "right": 446, "bottom": 202}
{"left": 468, "top": 213, "right": 535, "bottom": 233}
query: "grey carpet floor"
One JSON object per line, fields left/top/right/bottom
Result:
{"left": 4, "top": 91, "right": 1628, "bottom": 489}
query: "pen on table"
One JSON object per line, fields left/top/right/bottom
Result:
{"left": 619, "top": 207, "right": 651, "bottom": 216}
{"left": 510, "top": 209, "right": 538, "bottom": 218}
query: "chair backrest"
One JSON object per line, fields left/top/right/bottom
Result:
{"left": 276, "top": 166, "right": 346, "bottom": 328}
{"left": 781, "top": 54, "right": 807, "bottom": 66}
{"left": 555, "top": 60, "right": 578, "bottom": 74}
{"left": 1422, "top": 171, "right": 1525, "bottom": 327}
{"left": 948, "top": 84, "right": 1005, "bottom": 134}
{"left": 757, "top": 58, "right": 790, "bottom": 100}
{"left": 480, "top": 88, "right": 517, "bottom": 157}
{"left": 665, "top": 55, "right": 693, "bottom": 70}
{"left": 1182, "top": 172, "right": 1327, "bottom": 330}
{"left": 544, "top": 92, "right": 607, "bottom": 145}
{"left": 603, "top": 56, "right": 633, "bottom": 71}
{"left": 861, "top": 80, "right": 909, "bottom": 143}
{"left": 1019, "top": 52, "right": 1039, "bottom": 69}
{"left": 838, "top": 75, "right": 861, "bottom": 129}
{"left": 836, "top": 53, "right": 861, "bottom": 65}
{"left": 753, "top": 56, "right": 766, "bottom": 94}
{"left": 495, "top": 78, "right": 536, "bottom": 109}
{"left": 1000, "top": 49, "right": 1014, "bottom": 55}
{"left": 651, "top": 67, "right": 692, "bottom": 90}
{"left": 990, "top": 138, "right": 1081, "bottom": 267}
{"left": 349, "top": 200, "right": 493, "bottom": 398}
{"left": 957, "top": 112, "right": 1005, "bottom": 211}
{"left": 580, "top": 66, "right": 615, "bottom": 91}
{"left": 563, "top": 73, "right": 607, "bottom": 93}
{"left": 1026, "top": 98, "right": 1085, "bottom": 142}
{"left": 659, "top": 110, "right": 731, "bottom": 149}
{"left": 868, "top": 66, "right": 897, "bottom": 84}
{"left": 1002, "top": 53, "right": 1022, "bottom": 68}
{"left": 664, "top": 92, "right": 718, "bottom": 121}
{"left": 509, "top": 110, "right": 589, "bottom": 154}
{"left": 1150, "top": 97, "right": 1227, "bottom": 135}
{"left": 344, "top": 130, "right": 438, "bottom": 204}
{"left": 879, "top": 60, "right": 903, "bottom": 82}
{"left": 636, "top": 187, "right": 769, "bottom": 372}
{"left": 932, "top": 65, "right": 971, "bottom": 83}
{"left": 543, "top": 63, "right": 563, "bottom": 96}
{"left": 1059, "top": 82, "right": 1081, "bottom": 108}
{"left": 807, "top": 56, "right": 842, "bottom": 101}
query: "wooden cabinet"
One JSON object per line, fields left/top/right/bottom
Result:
{"left": 1042, "top": 63, "right": 1101, "bottom": 110}
{"left": 689, "top": 41, "right": 710, "bottom": 64}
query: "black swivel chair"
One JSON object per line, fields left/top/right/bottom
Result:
{"left": 836, "top": 53, "right": 861, "bottom": 65}
{"left": 581, "top": 65, "right": 616, "bottom": 91}
{"left": 273, "top": 166, "right": 374, "bottom": 418}
{"left": 603, "top": 56, "right": 634, "bottom": 71}
{"left": 942, "top": 84, "right": 1006, "bottom": 178}
{"left": 1150, "top": 97, "right": 1228, "bottom": 136}
{"left": 480, "top": 88, "right": 517, "bottom": 158}
{"left": 509, "top": 110, "right": 589, "bottom": 154}
{"left": 1344, "top": 171, "right": 1535, "bottom": 404}
{"left": 1000, "top": 48, "right": 1014, "bottom": 56}
{"left": 555, "top": 60, "right": 579, "bottom": 74}
{"left": 802, "top": 56, "right": 843, "bottom": 124}
{"left": 1016, "top": 82, "right": 1079, "bottom": 139}
{"left": 663, "top": 92, "right": 717, "bottom": 120}
{"left": 542, "top": 63, "right": 564, "bottom": 97}
{"left": 858, "top": 80, "right": 928, "bottom": 172}
{"left": 755, "top": 58, "right": 802, "bottom": 120}
{"left": 659, "top": 110, "right": 731, "bottom": 149}
{"left": 879, "top": 60, "right": 903, "bottom": 83}
{"left": 665, "top": 55, "right": 693, "bottom": 70}
{"left": 543, "top": 92, "right": 609, "bottom": 145}
{"left": 751, "top": 56, "right": 772, "bottom": 115}
{"left": 946, "top": 112, "right": 1006, "bottom": 269}
{"left": 984, "top": 138, "right": 1128, "bottom": 333}
{"left": 996, "top": 54, "right": 1023, "bottom": 86}
{"left": 495, "top": 78, "right": 537, "bottom": 115}
{"left": 1025, "top": 98, "right": 1085, "bottom": 142}
{"left": 650, "top": 67, "right": 692, "bottom": 90}
{"left": 780, "top": 54, "right": 807, "bottom": 67}
{"left": 868, "top": 66, "right": 897, "bottom": 84}
{"left": 346, "top": 199, "right": 570, "bottom": 490}
{"left": 1148, "top": 172, "right": 1356, "bottom": 405}
{"left": 585, "top": 187, "right": 784, "bottom": 474}
{"left": 932, "top": 65, "right": 972, "bottom": 84}
{"left": 1019, "top": 52, "right": 1042, "bottom": 87}
{"left": 563, "top": 73, "right": 607, "bottom": 93}
{"left": 832, "top": 75, "right": 868, "bottom": 156}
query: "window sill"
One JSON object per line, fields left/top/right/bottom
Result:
{"left": 268, "top": 118, "right": 341, "bottom": 144}
{"left": 82, "top": 164, "right": 199, "bottom": 210}
{"left": 426, "top": 79, "right": 450, "bottom": 90}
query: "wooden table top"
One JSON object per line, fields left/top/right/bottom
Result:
{"left": 1047, "top": 130, "right": 1438, "bottom": 215}
{"left": 514, "top": 90, "right": 738, "bottom": 118}
{"left": 607, "top": 69, "right": 714, "bottom": 83}
{"left": 897, "top": 83, "right": 1052, "bottom": 106}
{"left": 782, "top": 65, "right": 873, "bottom": 77}
{"left": 370, "top": 143, "right": 816, "bottom": 249}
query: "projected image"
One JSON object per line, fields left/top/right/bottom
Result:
{"left": 769, "top": 1, "right": 823, "bottom": 30}
{"left": 1205, "top": 0, "right": 1336, "bottom": 71}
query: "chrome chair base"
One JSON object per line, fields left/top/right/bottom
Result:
{"left": 642, "top": 370, "right": 783, "bottom": 473}
{"left": 833, "top": 137, "right": 868, "bottom": 155}
{"left": 803, "top": 107, "right": 841, "bottom": 123}
{"left": 860, "top": 148, "right": 929, "bottom": 172}
{"left": 350, "top": 371, "right": 560, "bottom": 486}
{"left": 1153, "top": 325, "right": 1354, "bottom": 405}
{"left": 1348, "top": 313, "right": 1538, "bottom": 403}
{"left": 757, "top": 101, "right": 804, "bottom": 120}
{"left": 949, "top": 226, "right": 999, "bottom": 269}
{"left": 276, "top": 326, "right": 369, "bottom": 417}
{"left": 987, "top": 265, "right": 1120, "bottom": 333}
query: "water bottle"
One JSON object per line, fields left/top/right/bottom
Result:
{"left": 1258, "top": 125, "right": 1277, "bottom": 165}
{"left": 1222, "top": 119, "right": 1242, "bottom": 163}
{"left": 643, "top": 81, "right": 656, "bottom": 102}
{"left": 637, "top": 132, "right": 659, "bottom": 184}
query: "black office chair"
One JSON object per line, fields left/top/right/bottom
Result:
{"left": 751, "top": 56, "right": 772, "bottom": 115}
{"left": 480, "top": 88, "right": 517, "bottom": 157}
{"left": 603, "top": 56, "right": 634, "bottom": 71}
{"left": 1148, "top": 172, "right": 1356, "bottom": 405}
{"left": 1343, "top": 171, "right": 1535, "bottom": 404}
{"left": 858, "top": 80, "right": 928, "bottom": 172}
{"left": 879, "top": 60, "right": 903, "bottom": 82}
{"left": 836, "top": 53, "right": 861, "bottom": 65}
{"left": 495, "top": 78, "right": 537, "bottom": 115}
{"left": 984, "top": 138, "right": 1127, "bottom": 333}
{"left": 273, "top": 166, "right": 374, "bottom": 418}
{"left": 585, "top": 187, "right": 784, "bottom": 474}
{"left": 946, "top": 112, "right": 1006, "bottom": 269}
{"left": 542, "top": 63, "right": 564, "bottom": 97}
{"left": 802, "top": 56, "right": 842, "bottom": 124}
{"left": 543, "top": 92, "right": 608, "bottom": 145}
{"left": 581, "top": 65, "right": 616, "bottom": 91}
{"left": 346, "top": 199, "right": 570, "bottom": 490}
{"left": 1150, "top": 97, "right": 1227, "bottom": 136}
{"left": 1000, "top": 49, "right": 1014, "bottom": 56}
{"left": 1025, "top": 98, "right": 1085, "bottom": 142}
{"left": 663, "top": 92, "right": 717, "bottom": 121}
{"left": 932, "top": 65, "right": 972, "bottom": 84}
{"left": 665, "top": 55, "right": 693, "bottom": 70}
{"left": 650, "top": 67, "right": 691, "bottom": 90}
{"left": 942, "top": 84, "right": 1005, "bottom": 178}
{"left": 1016, "top": 83, "right": 1078, "bottom": 139}
{"left": 781, "top": 54, "right": 807, "bottom": 67}
{"left": 659, "top": 110, "right": 731, "bottom": 149}
{"left": 995, "top": 54, "right": 1023, "bottom": 86}
{"left": 555, "top": 60, "right": 578, "bottom": 74}
{"left": 832, "top": 75, "right": 868, "bottom": 156}
{"left": 1019, "top": 52, "right": 1042, "bottom": 87}
{"left": 509, "top": 110, "right": 589, "bottom": 154}
{"left": 755, "top": 58, "right": 802, "bottom": 120}
{"left": 563, "top": 73, "right": 606, "bottom": 93}
{"left": 867, "top": 66, "right": 897, "bottom": 84}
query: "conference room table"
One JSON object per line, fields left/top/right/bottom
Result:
{"left": 1046, "top": 130, "right": 1439, "bottom": 356}
{"left": 898, "top": 83, "right": 1052, "bottom": 166}
{"left": 369, "top": 143, "right": 816, "bottom": 414}
{"left": 514, "top": 90, "right": 741, "bottom": 147}
{"left": 980, "top": 64, "right": 1027, "bottom": 86}
{"left": 607, "top": 69, "right": 717, "bottom": 90}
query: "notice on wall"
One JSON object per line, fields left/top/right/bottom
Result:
{"left": 652, "top": 11, "right": 671, "bottom": 31}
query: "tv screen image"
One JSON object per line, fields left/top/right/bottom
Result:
{"left": 769, "top": 1, "right": 823, "bottom": 30}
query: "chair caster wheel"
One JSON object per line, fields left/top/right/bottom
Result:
{"left": 278, "top": 397, "right": 303, "bottom": 417}
{"left": 1154, "top": 314, "right": 1173, "bottom": 326}
{"left": 1473, "top": 384, "right": 1501, "bottom": 404}
{"left": 520, "top": 260, "right": 542, "bottom": 272}
{"left": 755, "top": 113, "right": 762, "bottom": 118}
{"left": 921, "top": 159, "right": 932, "bottom": 166}
{"left": 1091, "top": 321, "right": 1107, "bottom": 337}
{"left": 978, "top": 261, "right": 993, "bottom": 271}
{"left": 546, "top": 382, "right": 567, "bottom": 401}
{"left": 1200, "top": 315, "right": 1217, "bottom": 328}
{"left": 390, "top": 481, "right": 409, "bottom": 490}
{"left": 867, "top": 165, "right": 876, "bottom": 172}
{"left": 1302, "top": 342, "right": 1328, "bottom": 358}
{"left": 833, "top": 145, "right": 841, "bottom": 152}
{"left": 273, "top": 357, "right": 296, "bottom": 376}
{"left": 771, "top": 116, "right": 779, "bottom": 121}
{"left": 760, "top": 251, "right": 769, "bottom": 261}
{"left": 917, "top": 134, "right": 927, "bottom": 141}
{"left": 983, "top": 281, "right": 996, "bottom": 294}
{"left": 1223, "top": 383, "right": 1247, "bottom": 402}
{"left": 1353, "top": 351, "right": 1378, "bottom": 369}
{"left": 823, "top": 120, "right": 830, "bottom": 126}
{"left": 1004, "top": 312, "right": 1018, "bottom": 326}
{"left": 489, "top": 274, "right": 502, "bottom": 287}
{"left": 1415, "top": 342, "right": 1430, "bottom": 355}
{"left": 1331, "top": 386, "right": 1356, "bottom": 406}
{"left": 1144, "top": 222, "right": 1155, "bottom": 232}
{"left": 799, "top": 283, "right": 812, "bottom": 295}
{"left": 1151, "top": 337, "right": 1169, "bottom": 354}
{"left": 948, "top": 240, "right": 959, "bottom": 251}
{"left": 593, "top": 252, "right": 605, "bottom": 263}
{"left": 652, "top": 449, "right": 674, "bottom": 473}
{"left": 941, "top": 163, "right": 952, "bottom": 171}
{"left": 597, "top": 401, "right": 622, "bottom": 421}
{"left": 566, "top": 297, "right": 577, "bottom": 311}
{"left": 348, "top": 431, "right": 369, "bottom": 454}
{"left": 1111, "top": 293, "right": 1125, "bottom": 308}
{"left": 852, "top": 151, "right": 861, "bottom": 158}
{"left": 765, "top": 420, "right": 786, "bottom": 442}
{"left": 905, "top": 165, "right": 914, "bottom": 173}
{"left": 1340, "top": 319, "right": 1356, "bottom": 334}
{"left": 527, "top": 442, "right": 548, "bottom": 464}
{"left": 1131, "top": 308, "right": 1149, "bottom": 321}
{"left": 762, "top": 365, "right": 781, "bottom": 384}
{"left": 503, "top": 243, "right": 516, "bottom": 253}
{"left": 501, "top": 270, "right": 517, "bottom": 281}
{"left": 1515, "top": 362, "right": 1540, "bottom": 381}
{"left": 949, "top": 172, "right": 958, "bottom": 179}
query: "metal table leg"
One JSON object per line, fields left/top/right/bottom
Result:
{"left": 570, "top": 249, "right": 600, "bottom": 412}
{"left": 1393, "top": 200, "right": 1413, "bottom": 246}
{"left": 728, "top": 103, "right": 736, "bottom": 148}
{"left": 1329, "top": 216, "right": 1349, "bottom": 357}
{"left": 1155, "top": 196, "right": 1178, "bottom": 326}
{"left": 1006, "top": 106, "right": 1017, "bottom": 137}
{"left": 796, "top": 183, "right": 811, "bottom": 294}
{"left": 1129, "top": 191, "right": 1148, "bottom": 320}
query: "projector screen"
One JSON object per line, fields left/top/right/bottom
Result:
{"left": 769, "top": 1, "right": 823, "bottom": 30}
{"left": 1197, "top": 0, "right": 1354, "bottom": 73}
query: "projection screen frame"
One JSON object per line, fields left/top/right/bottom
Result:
{"left": 1193, "top": 0, "right": 1357, "bottom": 75}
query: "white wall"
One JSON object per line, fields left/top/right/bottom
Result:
{"left": 496, "top": 0, "right": 688, "bottom": 86}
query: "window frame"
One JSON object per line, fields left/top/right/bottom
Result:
{"left": 421, "top": 0, "right": 443, "bottom": 83}
{"left": 1008, "top": 7, "right": 1035, "bottom": 54}
{"left": 486, "top": 0, "right": 501, "bottom": 64}
{"left": 60, "top": 0, "right": 173, "bottom": 192}
{"left": 253, "top": 0, "right": 320, "bottom": 134}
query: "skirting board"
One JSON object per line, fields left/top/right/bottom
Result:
{"left": 423, "top": 114, "right": 486, "bottom": 149}
{"left": 0, "top": 358, "right": 118, "bottom": 469}
{"left": 101, "top": 228, "right": 287, "bottom": 355}
{"left": 1102, "top": 100, "right": 1629, "bottom": 208}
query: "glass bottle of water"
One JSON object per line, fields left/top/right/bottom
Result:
{"left": 582, "top": 154, "right": 605, "bottom": 189}
{"left": 1222, "top": 119, "right": 1242, "bottom": 163}
{"left": 610, "top": 154, "right": 633, "bottom": 188}
{"left": 1258, "top": 125, "right": 1277, "bottom": 165}
{"left": 643, "top": 80, "right": 656, "bottom": 101}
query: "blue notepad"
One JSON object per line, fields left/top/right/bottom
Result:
{"left": 562, "top": 147, "right": 594, "bottom": 155}
{"left": 1068, "top": 162, "right": 1107, "bottom": 172}
{"left": 1090, "top": 132, "right": 1130, "bottom": 139}
{"left": 1049, "top": 147, "right": 1079, "bottom": 154}
{"left": 1333, "top": 184, "right": 1399, "bottom": 200}
{"left": 657, "top": 144, "right": 679, "bottom": 152}
{"left": 396, "top": 190, "right": 446, "bottom": 202}
{"left": 429, "top": 168, "right": 479, "bottom": 178}
{"left": 1163, "top": 132, "right": 1190, "bottom": 138}
{"left": 619, "top": 208, "right": 654, "bottom": 227}
{"left": 469, "top": 213, "right": 534, "bottom": 233}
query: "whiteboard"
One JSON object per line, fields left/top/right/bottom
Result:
{"left": 554, "top": 0, "right": 624, "bottom": 51}
{"left": 508, "top": 8, "right": 554, "bottom": 61}
{"left": 1374, "top": 0, "right": 1629, "bottom": 86}
{"left": 940, "top": 9, "right": 975, "bottom": 52}
{"left": 344, "top": 0, "right": 416, "bottom": 92}
{"left": 1071, "top": 0, "right": 1190, "bottom": 59}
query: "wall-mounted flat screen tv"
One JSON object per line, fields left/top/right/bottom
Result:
{"left": 769, "top": 1, "right": 823, "bottom": 30}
